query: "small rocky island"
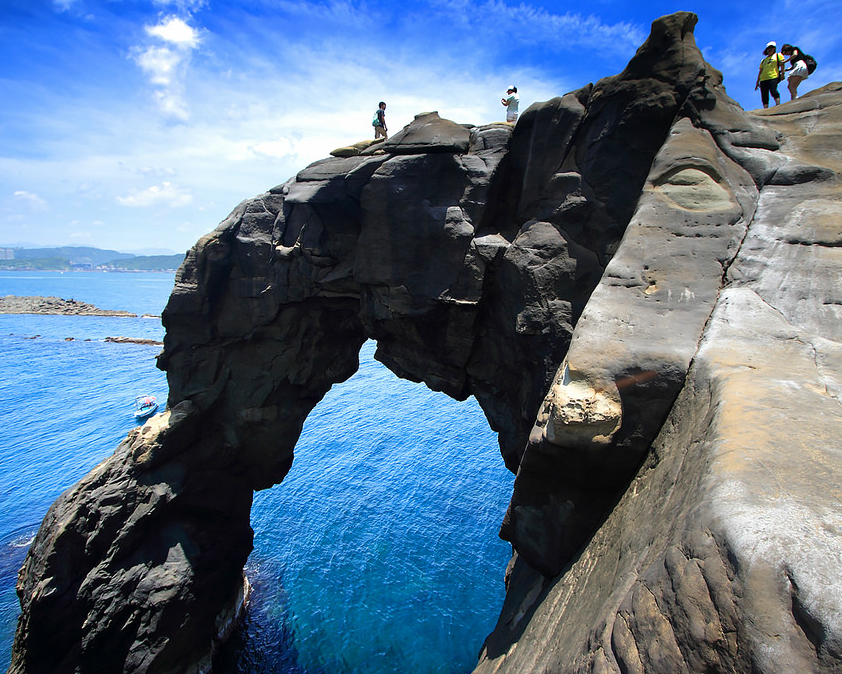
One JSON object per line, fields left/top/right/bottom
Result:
{"left": 0, "top": 295, "right": 137, "bottom": 317}
{"left": 8, "top": 11, "right": 842, "bottom": 674}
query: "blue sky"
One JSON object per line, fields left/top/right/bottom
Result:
{"left": 1, "top": 0, "right": 840, "bottom": 254}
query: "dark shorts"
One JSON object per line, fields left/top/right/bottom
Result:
{"left": 760, "top": 78, "right": 780, "bottom": 105}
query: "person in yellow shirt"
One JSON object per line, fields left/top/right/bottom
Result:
{"left": 755, "top": 41, "right": 785, "bottom": 108}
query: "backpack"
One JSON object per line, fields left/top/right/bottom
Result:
{"left": 802, "top": 54, "right": 817, "bottom": 74}
{"left": 372, "top": 111, "right": 381, "bottom": 126}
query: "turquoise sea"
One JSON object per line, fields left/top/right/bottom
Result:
{"left": 0, "top": 271, "right": 514, "bottom": 673}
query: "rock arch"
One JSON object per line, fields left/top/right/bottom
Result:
{"left": 211, "top": 339, "right": 512, "bottom": 671}
{"left": 11, "top": 12, "right": 842, "bottom": 674}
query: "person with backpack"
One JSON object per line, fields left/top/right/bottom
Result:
{"left": 373, "top": 102, "right": 388, "bottom": 140}
{"left": 781, "top": 44, "right": 817, "bottom": 100}
{"left": 755, "top": 41, "right": 786, "bottom": 108}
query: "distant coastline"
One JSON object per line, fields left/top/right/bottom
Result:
{"left": 0, "top": 266, "right": 181, "bottom": 272}
{"left": 0, "top": 246, "right": 184, "bottom": 272}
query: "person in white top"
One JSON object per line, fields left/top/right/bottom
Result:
{"left": 502, "top": 86, "right": 519, "bottom": 123}
{"left": 780, "top": 44, "right": 811, "bottom": 100}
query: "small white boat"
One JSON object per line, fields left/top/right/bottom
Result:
{"left": 133, "top": 395, "right": 158, "bottom": 420}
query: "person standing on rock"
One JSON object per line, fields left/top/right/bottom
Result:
{"left": 755, "top": 41, "right": 785, "bottom": 108}
{"left": 501, "top": 86, "right": 519, "bottom": 123}
{"left": 780, "top": 44, "right": 813, "bottom": 100}
{"left": 373, "top": 102, "right": 388, "bottom": 139}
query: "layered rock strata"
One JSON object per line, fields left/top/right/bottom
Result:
{"left": 9, "top": 11, "right": 842, "bottom": 674}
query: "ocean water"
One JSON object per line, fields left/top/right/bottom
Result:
{"left": 0, "top": 272, "right": 514, "bottom": 673}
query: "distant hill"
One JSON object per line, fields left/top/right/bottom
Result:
{"left": 105, "top": 254, "right": 185, "bottom": 271}
{"left": 15, "top": 246, "right": 134, "bottom": 265}
{"left": 0, "top": 246, "right": 184, "bottom": 271}
{"left": 0, "top": 256, "right": 72, "bottom": 271}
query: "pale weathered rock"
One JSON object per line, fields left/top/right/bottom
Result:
{"left": 475, "top": 67, "right": 842, "bottom": 674}
{"left": 8, "top": 12, "right": 842, "bottom": 674}
{"left": 329, "top": 138, "right": 384, "bottom": 157}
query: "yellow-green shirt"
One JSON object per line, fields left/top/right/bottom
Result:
{"left": 759, "top": 53, "right": 784, "bottom": 81}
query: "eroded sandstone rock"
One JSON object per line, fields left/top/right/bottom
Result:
{"left": 9, "top": 11, "right": 842, "bottom": 674}
{"left": 476, "top": 67, "right": 842, "bottom": 674}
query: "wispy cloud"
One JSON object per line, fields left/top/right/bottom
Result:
{"left": 13, "top": 191, "right": 50, "bottom": 212}
{"left": 272, "top": 0, "right": 374, "bottom": 27}
{"left": 51, "top": 0, "right": 78, "bottom": 12}
{"left": 116, "top": 182, "right": 193, "bottom": 208}
{"left": 152, "top": 0, "right": 207, "bottom": 11}
{"left": 132, "top": 16, "right": 202, "bottom": 121}
{"left": 424, "top": 0, "right": 645, "bottom": 54}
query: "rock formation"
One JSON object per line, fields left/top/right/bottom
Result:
{"left": 8, "top": 11, "right": 842, "bottom": 674}
{"left": 0, "top": 295, "right": 137, "bottom": 317}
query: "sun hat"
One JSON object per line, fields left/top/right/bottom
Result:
{"left": 766, "top": 41, "right": 776, "bottom": 49}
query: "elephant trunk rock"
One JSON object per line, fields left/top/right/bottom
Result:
{"left": 10, "top": 11, "right": 842, "bottom": 674}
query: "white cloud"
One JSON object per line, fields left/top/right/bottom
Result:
{"left": 13, "top": 191, "right": 49, "bottom": 212}
{"left": 153, "top": 85, "right": 191, "bottom": 120}
{"left": 136, "top": 45, "right": 183, "bottom": 87}
{"left": 146, "top": 16, "right": 200, "bottom": 48}
{"left": 132, "top": 16, "right": 201, "bottom": 121}
{"left": 116, "top": 182, "right": 193, "bottom": 208}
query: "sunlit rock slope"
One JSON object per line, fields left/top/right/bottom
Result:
{"left": 9, "top": 11, "right": 842, "bottom": 674}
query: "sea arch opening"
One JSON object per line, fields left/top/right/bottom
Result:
{"left": 215, "top": 340, "right": 515, "bottom": 674}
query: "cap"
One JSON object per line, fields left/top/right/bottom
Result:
{"left": 507, "top": 85, "right": 516, "bottom": 91}
{"left": 766, "top": 41, "right": 776, "bottom": 49}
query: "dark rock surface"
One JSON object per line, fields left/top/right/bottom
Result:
{"left": 381, "top": 111, "right": 472, "bottom": 154}
{"left": 9, "top": 11, "right": 842, "bottom": 674}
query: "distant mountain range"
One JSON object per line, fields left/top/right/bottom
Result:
{"left": 0, "top": 245, "right": 185, "bottom": 271}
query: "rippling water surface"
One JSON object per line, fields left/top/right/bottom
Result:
{"left": 0, "top": 271, "right": 514, "bottom": 674}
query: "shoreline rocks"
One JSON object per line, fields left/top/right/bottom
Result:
{"left": 104, "top": 336, "right": 164, "bottom": 346}
{"left": 0, "top": 295, "right": 137, "bottom": 317}
{"left": 12, "top": 334, "right": 163, "bottom": 345}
